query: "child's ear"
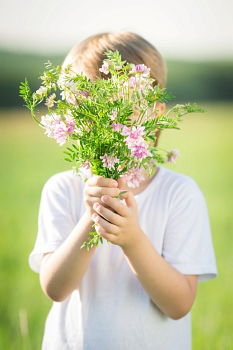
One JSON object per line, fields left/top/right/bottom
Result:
{"left": 153, "top": 102, "right": 166, "bottom": 117}
{"left": 155, "top": 129, "right": 161, "bottom": 146}
{"left": 157, "top": 102, "right": 166, "bottom": 113}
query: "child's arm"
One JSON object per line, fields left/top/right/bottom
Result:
{"left": 122, "top": 235, "right": 198, "bottom": 320}
{"left": 39, "top": 176, "right": 120, "bottom": 302}
{"left": 40, "top": 211, "right": 96, "bottom": 302}
{"left": 91, "top": 189, "right": 198, "bottom": 320}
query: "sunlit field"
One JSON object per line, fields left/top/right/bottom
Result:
{"left": 0, "top": 102, "right": 232, "bottom": 349}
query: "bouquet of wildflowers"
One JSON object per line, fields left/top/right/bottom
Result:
{"left": 19, "top": 50, "right": 204, "bottom": 249}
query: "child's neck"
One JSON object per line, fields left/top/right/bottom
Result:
{"left": 130, "top": 166, "right": 159, "bottom": 196}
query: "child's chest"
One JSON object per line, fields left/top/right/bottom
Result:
{"left": 135, "top": 195, "right": 168, "bottom": 255}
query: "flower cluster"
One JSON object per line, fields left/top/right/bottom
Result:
{"left": 121, "top": 125, "right": 151, "bottom": 160}
{"left": 121, "top": 168, "right": 145, "bottom": 188}
{"left": 100, "top": 154, "right": 119, "bottom": 169}
{"left": 20, "top": 50, "right": 203, "bottom": 189}
{"left": 122, "top": 64, "right": 153, "bottom": 95}
{"left": 41, "top": 113, "right": 76, "bottom": 146}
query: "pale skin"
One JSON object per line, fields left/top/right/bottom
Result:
{"left": 40, "top": 102, "right": 198, "bottom": 320}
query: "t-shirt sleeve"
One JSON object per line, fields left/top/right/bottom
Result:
{"left": 162, "top": 179, "right": 218, "bottom": 282}
{"left": 28, "top": 173, "right": 77, "bottom": 274}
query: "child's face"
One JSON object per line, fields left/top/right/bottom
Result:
{"left": 66, "top": 63, "right": 166, "bottom": 124}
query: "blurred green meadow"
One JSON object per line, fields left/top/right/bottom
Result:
{"left": 0, "top": 102, "right": 232, "bottom": 349}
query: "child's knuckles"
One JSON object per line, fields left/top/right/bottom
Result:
{"left": 83, "top": 195, "right": 91, "bottom": 205}
{"left": 113, "top": 227, "right": 120, "bottom": 235}
{"left": 111, "top": 188, "right": 120, "bottom": 196}
{"left": 96, "top": 177, "right": 117, "bottom": 188}
{"left": 85, "top": 186, "right": 100, "bottom": 197}
{"left": 95, "top": 177, "right": 105, "bottom": 186}
{"left": 106, "top": 178, "right": 118, "bottom": 187}
{"left": 84, "top": 195, "right": 101, "bottom": 209}
{"left": 95, "top": 175, "right": 105, "bottom": 186}
{"left": 96, "top": 204, "right": 104, "bottom": 215}
{"left": 97, "top": 187, "right": 119, "bottom": 197}
{"left": 84, "top": 185, "right": 95, "bottom": 197}
{"left": 104, "top": 211, "right": 114, "bottom": 223}
{"left": 87, "top": 175, "right": 102, "bottom": 187}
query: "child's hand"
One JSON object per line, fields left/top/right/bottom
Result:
{"left": 91, "top": 179, "right": 144, "bottom": 250}
{"left": 84, "top": 175, "right": 121, "bottom": 218}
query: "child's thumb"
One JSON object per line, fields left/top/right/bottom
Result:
{"left": 119, "top": 190, "right": 137, "bottom": 209}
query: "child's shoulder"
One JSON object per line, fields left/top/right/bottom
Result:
{"left": 160, "top": 166, "right": 204, "bottom": 199}
{"left": 42, "top": 169, "right": 84, "bottom": 194}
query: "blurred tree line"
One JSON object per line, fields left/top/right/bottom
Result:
{"left": 0, "top": 49, "right": 232, "bottom": 108}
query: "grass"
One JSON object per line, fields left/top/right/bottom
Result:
{"left": 0, "top": 102, "right": 232, "bottom": 349}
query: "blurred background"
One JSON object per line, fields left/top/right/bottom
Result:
{"left": 0, "top": 0, "right": 232, "bottom": 349}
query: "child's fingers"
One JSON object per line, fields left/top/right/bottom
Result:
{"left": 119, "top": 190, "right": 137, "bottom": 209}
{"left": 92, "top": 213, "right": 119, "bottom": 235}
{"left": 83, "top": 196, "right": 115, "bottom": 212}
{"left": 93, "top": 202, "right": 124, "bottom": 226}
{"left": 95, "top": 225, "right": 117, "bottom": 244}
{"left": 87, "top": 175, "right": 118, "bottom": 188}
{"left": 101, "top": 195, "right": 129, "bottom": 217}
{"left": 86, "top": 185, "right": 120, "bottom": 198}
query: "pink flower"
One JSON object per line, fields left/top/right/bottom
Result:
{"left": 130, "top": 64, "right": 150, "bottom": 77}
{"left": 166, "top": 149, "right": 180, "bottom": 163}
{"left": 58, "top": 69, "right": 89, "bottom": 105}
{"left": 120, "top": 168, "right": 145, "bottom": 188}
{"left": 130, "top": 143, "right": 152, "bottom": 159}
{"left": 99, "top": 61, "right": 111, "bottom": 75}
{"left": 123, "top": 76, "right": 142, "bottom": 89}
{"left": 61, "top": 87, "right": 77, "bottom": 105}
{"left": 100, "top": 153, "right": 119, "bottom": 169}
{"left": 127, "top": 126, "right": 145, "bottom": 140}
{"left": 121, "top": 126, "right": 131, "bottom": 136}
{"left": 65, "top": 114, "right": 76, "bottom": 133}
{"left": 120, "top": 125, "right": 150, "bottom": 160}
{"left": 78, "top": 90, "right": 89, "bottom": 98}
{"left": 82, "top": 161, "right": 91, "bottom": 168}
{"left": 127, "top": 76, "right": 137, "bottom": 88}
{"left": 40, "top": 113, "right": 76, "bottom": 146}
{"left": 123, "top": 75, "right": 150, "bottom": 93}
{"left": 112, "top": 123, "right": 124, "bottom": 132}
{"left": 54, "top": 124, "right": 70, "bottom": 145}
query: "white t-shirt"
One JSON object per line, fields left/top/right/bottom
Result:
{"left": 29, "top": 165, "right": 218, "bottom": 350}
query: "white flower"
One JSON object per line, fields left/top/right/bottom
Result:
{"left": 45, "top": 93, "right": 56, "bottom": 108}
{"left": 109, "top": 110, "right": 118, "bottom": 121}
{"left": 77, "top": 161, "right": 93, "bottom": 181}
{"left": 35, "top": 86, "right": 47, "bottom": 97}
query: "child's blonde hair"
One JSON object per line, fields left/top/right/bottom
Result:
{"left": 63, "top": 32, "right": 167, "bottom": 145}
